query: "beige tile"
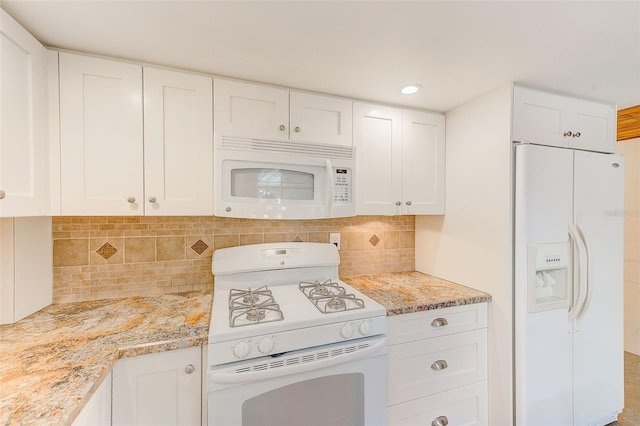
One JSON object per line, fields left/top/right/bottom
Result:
{"left": 343, "top": 232, "right": 366, "bottom": 251}
{"left": 308, "top": 232, "right": 328, "bottom": 243}
{"left": 399, "top": 231, "right": 415, "bottom": 248}
{"left": 53, "top": 239, "right": 89, "bottom": 267}
{"left": 240, "top": 234, "right": 264, "bottom": 246}
{"left": 264, "top": 233, "right": 286, "bottom": 243}
{"left": 287, "top": 232, "right": 308, "bottom": 242}
{"left": 157, "top": 236, "right": 185, "bottom": 261}
{"left": 90, "top": 238, "right": 124, "bottom": 265}
{"left": 384, "top": 231, "right": 399, "bottom": 249}
{"left": 124, "top": 237, "right": 155, "bottom": 263}
{"left": 214, "top": 234, "right": 239, "bottom": 250}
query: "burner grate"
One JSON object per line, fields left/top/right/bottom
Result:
{"left": 228, "top": 285, "right": 284, "bottom": 327}
{"left": 299, "top": 279, "right": 365, "bottom": 314}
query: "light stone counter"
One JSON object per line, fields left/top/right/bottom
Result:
{"left": 343, "top": 271, "right": 492, "bottom": 315}
{"left": 1, "top": 272, "right": 490, "bottom": 425}
{"left": 0, "top": 291, "right": 211, "bottom": 426}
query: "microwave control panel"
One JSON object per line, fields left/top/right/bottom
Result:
{"left": 333, "top": 168, "right": 352, "bottom": 204}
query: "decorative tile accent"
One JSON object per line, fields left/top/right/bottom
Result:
{"left": 190, "top": 239, "right": 209, "bottom": 255}
{"left": 96, "top": 242, "right": 118, "bottom": 260}
{"left": 369, "top": 234, "right": 380, "bottom": 246}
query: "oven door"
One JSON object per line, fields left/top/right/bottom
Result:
{"left": 207, "top": 335, "right": 387, "bottom": 426}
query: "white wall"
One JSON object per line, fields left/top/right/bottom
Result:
{"left": 616, "top": 138, "right": 640, "bottom": 355}
{"left": 415, "top": 84, "right": 514, "bottom": 426}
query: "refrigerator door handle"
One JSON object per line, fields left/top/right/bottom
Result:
{"left": 575, "top": 224, "right": 593, "bottom": 323}
{"left": 568, "top": 223, "right": 588, "bottom": 328}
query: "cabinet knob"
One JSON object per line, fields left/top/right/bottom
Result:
{"left": 148, "top": 196, "right": 157, "bottom": 203}
{"left": 184, "top": 364, "right": 195, "bottom": 374}
{"left": 431, "top": 359, "right": 448, "bottom": 371}
{"left": 294, "top": 126, "right": 301, "bottom": 133}
{"left": 430, "top": 317, "right": 449, "bottom": 328}
{"left": 573, "top": 132, "right": 581, "bottom": 138}
{"left": 431, "top": 415, "right": 449, "bottom": 426}
{"left": 127, "top": 196, "right": 136, "bottom": 204}
{"left": 563, "top": 131, "right": 573, "bottom": 137}
{"left": 405, "top": 201, "right": 412, "bottom": 206}
{"left": 396, "top": 201, "right": 402, "bottom": 206}
{"left": 279, "top": 124, "right": 286, "bottom": 131}
{"left": 0, "top": 190, "right": 5, "bottom": 200}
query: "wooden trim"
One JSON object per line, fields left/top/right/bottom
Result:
{"left": 617, "top": 105, "right": 640, "bottom": 141}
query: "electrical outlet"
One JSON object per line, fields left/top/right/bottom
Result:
{"left": 329, "top": 233, "right": 341, "bottom": 250}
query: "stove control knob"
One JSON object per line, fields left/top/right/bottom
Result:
{"left": 340, "top": 323, "right": 354, "bottom": 339}
{"left": 233, "top": 340, "right": 251, "bottom": 359}
{"left": 358, "top": 320, "right": 372, "bottom": 336}
{"left": 258, "top": 337, "right": 275, "bottom": 354}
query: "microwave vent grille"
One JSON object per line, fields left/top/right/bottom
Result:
{"left": 219, "top": 136, "right": 354, "bottom": 160}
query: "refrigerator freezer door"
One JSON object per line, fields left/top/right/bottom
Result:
{"left": 514, "top": 144, "right": 574, "bottom": 425}
{"left": 572, "top": 150, "right": 624, "bottom": 425}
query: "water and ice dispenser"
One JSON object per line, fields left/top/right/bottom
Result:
{"left": 527, "top": 242, "right": 570, "bottom": 312}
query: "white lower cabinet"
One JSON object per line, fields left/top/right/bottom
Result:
{"left": 113, "top": 347, "right": 202, "bottom": 426}
{"left": 388, "top": 303, "right": 488, "bottom": 426}
{"left": 72, "top": 373, "right": 112, "bottom": 426}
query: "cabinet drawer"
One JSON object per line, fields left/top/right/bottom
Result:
{"left": 388, "top": 303, "right": 487, "bottom": 345}
{"left": 388, "top": 329, "right": 487, "bottom": 405}
{"left": 388, "top": 381, "right": 487, "bottom": 426}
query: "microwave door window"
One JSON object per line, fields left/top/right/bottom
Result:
{"left": 231, "top": 168, "right": 314, "bottom": 201}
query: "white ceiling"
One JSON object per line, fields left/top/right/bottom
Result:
{"left": 3, "top": 1, "right": 640, "bottom": 112}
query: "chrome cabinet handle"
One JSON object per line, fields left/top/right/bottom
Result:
{"left": 405, "top": 201, "right": 412, "bottom": 206}
{"left": 127, "top": 196, "right": 136, "bottom": 204}
{"left": 148, "top": 196, "right": 157, "bottom": 203}
{"left": 395, "top": 201, "right": 401, "bottom": 206}
{"left": 185, "top": 364, "right": 195, "bottom": 374}
{"left": 431, "top": 360, "right": 448, "bottom": 370}
{"left": 573, "top": 132, "right": 581, "bottom": 138}
{"left": 0, "top": 190, "right": 5, "bottom": 200}
{"left": 432, "top": 415, "right": 449, "bottom": 426}
{"left": 294, "top": 126, "right": 301, "bottom": 132}
{"left": 563, "top": 131, "right": 573, "bottom": 137}
{"left": 279, "top": 124, "right": 286, "bottom": 131}
{"left": 431, "top": 317, "right": 448, "bottom": 328}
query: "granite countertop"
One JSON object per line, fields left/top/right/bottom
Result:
{"left": 0, "top": 291, "right": 211, "bottom": 426}
{"left": 343, "top": 271, "right": 492, "bottom": 315}
{"left": 0, "top": 271, "right": 490, "bottom": 425}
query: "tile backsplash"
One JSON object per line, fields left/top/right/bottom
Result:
{"left": 52, "top": 216, "right": 415, "bottom": 303}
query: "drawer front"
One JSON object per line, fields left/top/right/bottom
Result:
{"left": 388, "top": 381, "right": 487, "bottom": 426}
{"left": 388, "top": 303, "right": 487, "bottom": 345}
{"left": 388, "top": 329, "right": 487, "bottom": 405}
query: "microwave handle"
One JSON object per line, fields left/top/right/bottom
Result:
{"left": 324, "top": 159, "right": 334, "bottom": 217}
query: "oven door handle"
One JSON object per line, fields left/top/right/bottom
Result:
{"left": 209, "top": 338, "right": 387, "bottom": 384}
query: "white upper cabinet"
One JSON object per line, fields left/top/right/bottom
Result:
{"left": 59, "top": 52, "right": 144, "bottom": 215}
{"left": 354, "top": 103, "right": 445, "bottom": 215}
{"left": 512, "top": 86, "right": 616, "bottom": 153}
{"left": 214, "top": 79, "right": 352, "bottom": 145}
{"left": 401, "top": 109, "right": 446, "bottom": 215}
{"left": 143, "top": 67, "right": 213, "bottom": 215}
{"left": 0, "top": 10, "right": 48, "bottom": 217}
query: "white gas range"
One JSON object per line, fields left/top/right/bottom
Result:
{"left": 206, "top": 242, "right": 388, "bottom": 426}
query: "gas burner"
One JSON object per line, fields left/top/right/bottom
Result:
{"left": 228, "top": 285, "right": 284, "bottom": 327}
{"left": 299, "top": 280, "right": 365, "bottom": 314}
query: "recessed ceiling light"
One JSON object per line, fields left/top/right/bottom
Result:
{"left": 400, "top": 84, "right": 422, "bottom": 95}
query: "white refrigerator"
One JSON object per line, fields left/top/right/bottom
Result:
{"left": 513, "top": 143, "right": 624, "bottom": 425}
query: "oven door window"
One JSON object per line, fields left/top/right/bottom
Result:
{"left": 242, "top": 373, "right": 364, "bottom": 426}
{"left": 231, "top": 168, "right": 314, "bottom": 201}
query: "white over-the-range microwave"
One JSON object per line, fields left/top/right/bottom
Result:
{"left": 213, "top": 135, "right": 356, "bottom": 220}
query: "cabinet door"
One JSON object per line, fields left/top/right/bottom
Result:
{"left": 401, "top": 110, "right": 445, "bottom": 214}
{"left": 290, "top": 92, "right": 352, "bottom": 146}
{"left": 59, "top": 53, "right": 143, "bottom": 215}
{"left": 113, "top": 347, "right": 201, "bottom": 426}
{"left": 512, "top": 86, "right": 570, "bottom": 148}
{"left": 214, "top": 79, "right": 289, "bottom": 139}
{"left": 567, "top": 99, "right": 616, "bottom": 153}
{"left": 353, "top": 103, "right": 402, "bottom": 215}
{"left": 144, "top": 68, "right": 213, "bottom": 215}
{"left": 72, "top": 373, "right": 112, "bottom": 426}
{"left": 0, "top": 10, "right": 48, "bottom": 216}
